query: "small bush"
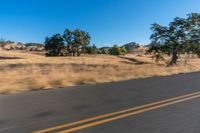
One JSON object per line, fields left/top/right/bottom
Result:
{"left": 110, "top": 45, "right": 127, "bottom": 55}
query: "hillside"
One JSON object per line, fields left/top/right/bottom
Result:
{"left": 0, "top": 42, "right": 44, "bottom": 52}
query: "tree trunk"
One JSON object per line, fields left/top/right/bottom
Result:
{"left": 72, "top": 52, "right": 75, "bottom": 56}
{"left": 169, "top": 47, "right": 178, "bottom": 66}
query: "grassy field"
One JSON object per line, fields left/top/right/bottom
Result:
{"left": 1, "top": 50, "right": 200, "bottom": 94}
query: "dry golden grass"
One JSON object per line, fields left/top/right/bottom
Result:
{"left": 1, "top": 50, "right": 200, "bottom": 94}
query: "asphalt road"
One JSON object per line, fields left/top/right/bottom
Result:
{"left": 1, "top": 72, "right": 200, "bottom": 133}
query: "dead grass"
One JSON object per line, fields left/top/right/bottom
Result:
{"left": 1, "top": 50, "right": 200, "bottom": 94}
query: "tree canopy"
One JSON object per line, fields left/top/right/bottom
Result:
{"left": 45, "top": 29, "right": 91, "bottom": 56}
{"left": 45, "top": 34, "right": 65, "bottom": 56}
{"left": 63, "top": 29, "right": 91, "bottom": 56}
{"left": 149, "top": 13, "right": 200, "bottom": 65}
{"left": 109, "top": 45, "right": 127, "bottom": 55}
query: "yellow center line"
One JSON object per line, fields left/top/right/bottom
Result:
{"left": 32, "top": 91, "right": 200, "bottom": 133}
{"left": 57, "top": 94, "right": 200, "bottom": 133}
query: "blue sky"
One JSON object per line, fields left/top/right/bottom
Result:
{"left": 0, "top": 0, "right": 199, "bottom": 47}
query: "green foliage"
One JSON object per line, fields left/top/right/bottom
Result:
{"left": 25, "top": 43, "right": 43, "bottom": 47}
{"left": 153, "top": 53, "right": 165, "bottom": 63}
{"left": 123, "top": 42, "right": 140, "bottom": 53}
{"left": 63, "top": 29, "right": 91, "bottom": 56}
{"left": 86, "top": 44, "right": 99, "bottom": 54}
{"left": 99, "top": 47, "right": 110, "bottom": 54}
{"left": 110, "top": 45, "right": 127, "bottom": 55}
{"left": 44, "top": 26, "right": 138, "bottom": 57}
{"left": 102, "top": 48, "right": 110, "bottom": 54}
{"left": 149, "top": 13, "right": 200, "bottom": 65}
{"left": 45, "top": 29, "right": 91, "bottom": 56}
{"left": 45, "top": 34, "right": 64, "bottom": 56}
{"left": 119, "top": 46, "right": 128, "bottom": 55}
{"left": 110, "top": 45, "right": 119, "bottom": 55}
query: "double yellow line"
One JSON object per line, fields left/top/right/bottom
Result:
{"left": 33, "top": 91, "right": 200, "bottom": 133}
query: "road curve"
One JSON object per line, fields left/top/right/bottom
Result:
{"left": 1, "top": 72, "right": 200, "bottom": 133}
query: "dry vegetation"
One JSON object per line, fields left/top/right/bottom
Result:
{"left": 1, "top": 50, "right": 200, "bottom": 94}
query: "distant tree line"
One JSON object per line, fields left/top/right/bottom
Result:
{"left": 98, "top": 42, "right": 139, "bottom": 55}
{"left": 0, "top": 39, "right": 14, "bottom": 46}
{"left": 25, "top": 43, "right": 44, "bottom": 47}
{"left": 148, "top": 13, "right": 200, "bottom": 65}
{"left": 99, "top": 45, "right": 127, "bottom": 55}
{"left": 45, "top": 28, "right": 137, "bottom": 56}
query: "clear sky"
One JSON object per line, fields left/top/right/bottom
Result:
{"left": 0, "top": 0, "right": 199, "bottom": 47}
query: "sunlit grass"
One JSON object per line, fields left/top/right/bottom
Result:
{"left": 1, "top": 50, "right": 200, "bottom": 94}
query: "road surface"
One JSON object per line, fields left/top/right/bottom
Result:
{"left": 1, "top": 72, "right": 200, "bottom": 133}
